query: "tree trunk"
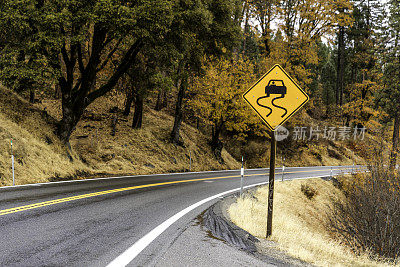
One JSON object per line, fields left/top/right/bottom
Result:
{"left": 211, "top": 122, "right": 224, "bottom": 163}
{"left": 170, "top": 77, "right": 186, "bottom": 145}
{"left": 55, "top": 36, "right": 142, "bottom": 144}
{"left": 29, "top": 89, "right": 35, "bottom": 103}
{"left": 211, "top": 125, "right": 222, "bottom": 150}
{"left": 242, "top": 5, "right": 250, "bottom": 55}
{"left": 263, "top": 35, "right": 271, "bottom": 56}
{"left": 263, "top": 12, "right": 271, "bottom": 56}
{"left": 155, "top": 89, "right": 166, "bottom": 111}
{"left": 57, "top": 97, "right": 86, "bottom": 144}
{"left": 123, "top": 90, "right": 134, "bottom": 116}
{"left": 162, "top": 90, "right": 167, "bottom": 109}
{"left": 54, "top": 84, "right": 61, "bottom": 99}
{"left": 336, "top": 26, "right": 345, "bottom": 106}
{"left": 389, "top": 115, "right": 400, "bottom": 172}
{"left": 132, "top": 94, "right": 143, "bottom": 129}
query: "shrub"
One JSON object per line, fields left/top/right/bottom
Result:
{"left": 301, "top": 184, "right": 318, "bottom": 200}
{"left": 327, "top": 165, "right": 400, "bottom": 260}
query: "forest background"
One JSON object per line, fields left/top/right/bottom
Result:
{"left": 0, "top": 0, "right": 399, "bottom": 184}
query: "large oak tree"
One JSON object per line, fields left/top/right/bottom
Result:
{"left": 0, "top": 0, "right": 173, "bottom": 144}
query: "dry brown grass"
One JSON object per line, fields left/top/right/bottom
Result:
{"left": 0, "top": 86, "right": 239, "bottom": 186}
{"left": 235, "top": 139, "right": 365, "bottom": 169}
{"left": 0, "top": 86, "right": 88, "bottom": 186}
{"left": 228, "top": 178, "right": 394, "bottom": 266}
{"left": 67, "top": 91, "right": 240, "bottom": 175}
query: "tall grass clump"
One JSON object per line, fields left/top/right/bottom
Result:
{"left": 327, "top": 165, "right": 400, "bottom": 261}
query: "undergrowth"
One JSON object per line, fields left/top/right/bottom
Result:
{"left": 228, "top": 178, "right": 395, "bottom": 266}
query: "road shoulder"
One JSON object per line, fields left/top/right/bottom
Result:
{"left": 153, "top": 214, "right": 272, "bottom": 267}
{"left": 153, "top": 193, "right": 310, "bottom": 267}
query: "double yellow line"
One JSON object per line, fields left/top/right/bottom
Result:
{"left": 0, "top": 168, "right": 347, "bottom": 217}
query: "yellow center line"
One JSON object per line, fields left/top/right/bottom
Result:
{"left": 0, "top": 167, "right": 352, "bottom": 216}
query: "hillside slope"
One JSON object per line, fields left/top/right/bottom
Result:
{"left": 0, "top": 84, "right": 376, "bottom": 187}
{"left": 0, "top": 86, "right": 239, "bottom": 186}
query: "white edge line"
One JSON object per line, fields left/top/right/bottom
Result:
{"left": 1, "top": 165, "right": 359, "bottom": 190}
{"left": 105, "top": 174, "right": 342, "bottom": 267}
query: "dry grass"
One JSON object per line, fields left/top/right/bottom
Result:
{"left": 281, "top": 144, "right": 358, "bottom": 167}
{"left": 0, "top": 87, "right": 89, "bottom": 186}
{"left": 228, "top": 178, "right": 394, "bottom": 266}
{"left": 0, "top": 86, "right": 239, "bottom": 186}
{"left": 67, "top": 91, "right": 240, "bottom": 175}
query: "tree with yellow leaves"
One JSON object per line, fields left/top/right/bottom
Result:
{"left": 187, "top": 56, "right": 264, "bottom": 160}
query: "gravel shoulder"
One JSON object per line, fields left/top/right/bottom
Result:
{"left": 153, "top": 193, "right": 310, "bottom": 267}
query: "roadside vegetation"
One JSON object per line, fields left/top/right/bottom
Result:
{"left": 228, "top": 171, "right": 399, "bottom": 266}
{"left": 327, "top": 166, "right": 400, "bottom": 261}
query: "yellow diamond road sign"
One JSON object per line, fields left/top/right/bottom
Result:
{"left": 243, "top": 64, "right": 309, "bottom": 131}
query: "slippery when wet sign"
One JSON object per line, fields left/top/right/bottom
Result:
{"left": 243, "top": 64, "right": 309, "bottom": 131}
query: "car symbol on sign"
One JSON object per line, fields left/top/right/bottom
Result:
{"left": 265, "top": 80, "right": 287, "bottom": 97}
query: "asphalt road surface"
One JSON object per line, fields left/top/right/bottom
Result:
{"left": 0, "top": 165, "right": 357, "bottom": 266}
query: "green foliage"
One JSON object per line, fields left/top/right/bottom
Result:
{"left": 168, "top": 0, "right": 241, "bottom": 145}
{"left": 376, "top": 0, "right": 400, "bottom": 119}
{"left": 0, "top": 0, "right": 174, "bottom": 89}
{"left": 0, "top": 0, "right": 175, "bottom": 142}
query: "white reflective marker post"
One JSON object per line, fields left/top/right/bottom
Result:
{"left": 281, "top": 156, "right": 285, "bottom": 182}
{"left": 11, "top": 139, "right": 15, "bottom": 186}
{"left": 240, "top": 156, "right": 244, "bottom": 197}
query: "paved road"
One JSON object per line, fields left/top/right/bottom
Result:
{"left": 0, "top": 166, "right": 356, "bottom": 266}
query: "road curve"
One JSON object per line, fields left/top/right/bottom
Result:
{"left": 0, "top": 166, "right": 355, "bottom": 266}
